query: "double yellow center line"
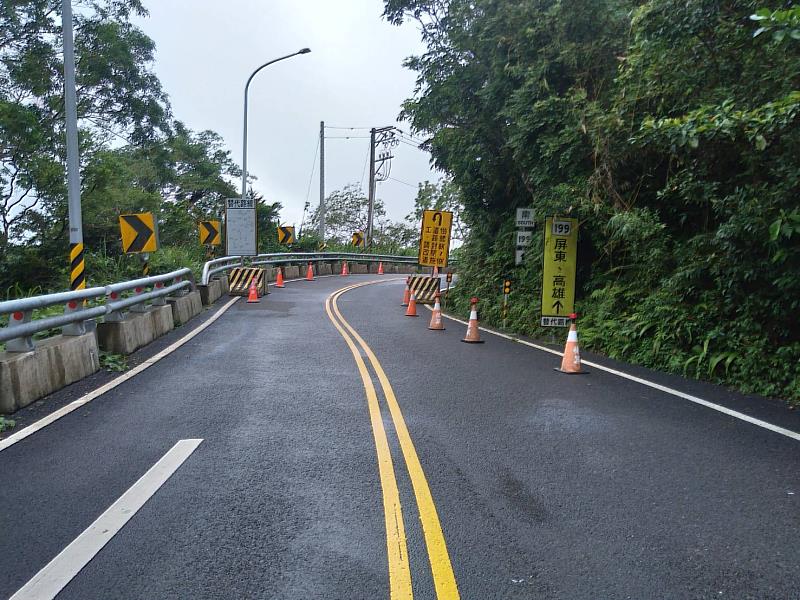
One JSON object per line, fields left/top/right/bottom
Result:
{"left": 325, "top": 280, "right": 460, "bottom": 600}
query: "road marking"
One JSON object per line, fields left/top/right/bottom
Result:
{"left": 9, "top": 439, "right": 203, "bottom": 600}
{"left": 430, "top": 306, "right": 800, "bottom": 443}
{"left": 331, "top": 280, "right": 460, "bottom": 599}
{"left": 325, "top": 284, "right": 413, "bottom": 599}
{"left": 0, "top": 298, "right": 239, "bottom": 453}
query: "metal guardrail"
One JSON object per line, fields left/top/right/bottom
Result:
{"left": 200, "top": 252, "right": 420, "bottom": 285}
{"left": 0, "top": 268, "right": 194, "bottom": 352}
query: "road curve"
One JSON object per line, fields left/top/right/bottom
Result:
{"left": 1, "top": 275, "right": 798, "bottom": 599}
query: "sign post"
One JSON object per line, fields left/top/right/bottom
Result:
{"left": 541, "top": 217, "right": 578, "bottom": 327}
{"left": 515, "top": 208, "right": 535, "bottom": 266}
{"left": 418, "top": 210, "right": 453, "bottom": 268}
{"left": 502, "top": 279, "right": 511, "bottom": 329}
{"left": 225, "top": 197, "right": 257, "bottom": 256}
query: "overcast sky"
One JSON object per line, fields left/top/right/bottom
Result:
{"left": 133, "top": 0, "right": 438, "bottom": 230}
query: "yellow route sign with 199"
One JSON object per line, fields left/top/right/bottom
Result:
{"left": 418, "top": 210, "right": 453, "bottom": 267}
{"left": 541, "top": 217, "right": 578, "bottom": 327}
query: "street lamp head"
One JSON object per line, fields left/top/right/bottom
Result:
{"left": 298, "top": 48, "right": 311, "bottom": 54}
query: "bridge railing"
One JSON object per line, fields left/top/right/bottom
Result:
{"left": 0, "top": 268, "right": 194, "bottom": 352}
{"left": 200, "top": 252, "right": 420, "bottom": 285}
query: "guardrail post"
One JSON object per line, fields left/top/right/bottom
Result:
{"left": 4, "top": 309, "right": 35, "bottom": 352}
{"left": 62, "top": 299, "right": 89, "bottom": 336}
{"left": 129, "top": 284, "right": 149, "bottom": 313}
{"left": 105, "top": 290, "right": 125, "bottom": 322}
{"left": 151, "top": 281, "right": 167, "bottom": 306}
{"left": 172, "top": 274, "right": 189, "bottom": 297}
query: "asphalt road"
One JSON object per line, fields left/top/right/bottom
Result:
{"left": 1, "top": 274, "right": 799, "bottom": 599}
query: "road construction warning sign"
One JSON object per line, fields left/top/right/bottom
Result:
{"left": 199, "top": 220, "right": 221, "bottom": 245}
{"left": 119, "top": 213, "right": 158, "bottom": 253}
{"left": 277, "top": 226, "right": 295, "bottom": 245}
{"left": 541, "top": 217, "right": 577, "bottom": 326}
{"left": 418, "top": 210, "right": 453, "bottom": 267}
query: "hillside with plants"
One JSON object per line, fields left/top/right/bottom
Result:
{"left": 384, "top": 0, "right": 800, "bottom": 402}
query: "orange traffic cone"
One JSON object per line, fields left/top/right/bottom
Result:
{"left": 461, "top": 297, "right": 484, "bottom": 343}
{"left": 402, "top": 278, "right": 411, "bottom": 306}
{"left": 306, "top": 263, "right": 314, "bottom": 281}
{"left": 341, "top": 261, "right": 349, "bottom": 276}
{"left": 556, "top": 314, "right": 586, "bottom": 374}
{"left": 377, "top": 262, "right": 384, "bottom": 275}
{"left": 274, "top": 268, "right": 285, "bottom": 288}
{"left": 428, "top": 292, "right": 445, "bottom": 330}
{"left": 246, "top": 276, "right": 260, "bottom": 303}
{"left": 405, "top": 292, "right": 419, "bottom": 317}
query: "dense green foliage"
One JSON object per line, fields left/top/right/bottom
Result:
{"left": 386, "top": 0, "right": 800, "bottom": 401}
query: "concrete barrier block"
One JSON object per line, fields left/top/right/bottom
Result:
{"left": 368, "top": 263, "right": 379, "bottom": 274}
{"left": 96, "top": 304, "right": 174, "bottom": 355}
{"left": 285, "top": 265, "right": 300, "bottom": 279}
{"left": 332, "top": 262, "right": 342, "bottom": 275}
{"left": 0, "top": 332, "right": 100, "bottom": 414}
{"left": 351, "top": 263, "right": 368, "bottom": 274}
{"left": 219, "top": 276, "right": 230, "bottom": 294}
{"left": 167, "top": 290, "right": 202, "bottom": 326}
{"left": 198, "top": 279, "right": 222, "bottom": 306}
{"left": 317, "top": 263, "right": 332, "bottom": 276}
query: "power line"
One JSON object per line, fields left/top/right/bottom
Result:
{"left": 359, "top": 142, "right": 371, "bottom": 189}
{"left": 304, "top": 137, "right": 320, "bottom": 209}
{"left": 384, "top": 176, "right": 420, "bottom": 188}
{"left": 324, "top": 125, "right": 373, "bottom": 130}
{"left": 325, "top": 136, "right": 371, "bottom": 139}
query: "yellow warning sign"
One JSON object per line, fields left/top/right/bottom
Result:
{"left": 418, "top": 210, "right": 453, "bottom": 267}
{"left": 541, "top": 217, "right": 578, "bottom": 326}
{"left": 119, "top": 213, "right": 157, "bottom": 254}
{"left": 277, "top": 226, "right": 295, "bottom": 245}
{"left": 199, "top": 220, "right": 221, "bottom": 245}
{"left": 352, "top": 231, "right": 365, "bottom": 248}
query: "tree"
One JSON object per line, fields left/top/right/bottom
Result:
{"left": 307, "top": 184, "right": 386, "bottom": 245}
{"left": 0, "top": 0, "right": 170, "bottom": 251}
{"left": 408, "top": 179, "right": 468, "bottom": 241}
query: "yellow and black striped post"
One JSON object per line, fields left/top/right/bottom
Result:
{"left": 69, "top": 242, "right": 86, "bottom": 290}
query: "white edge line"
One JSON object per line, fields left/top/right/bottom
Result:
{"left": 0, "top": 298, "right": 239, "bottom": 452}
{"left": 9, "top": 438, "right": 203, "bottom": 600}
{"left": 429, "top": 305, "right": 800, "bottom": 442}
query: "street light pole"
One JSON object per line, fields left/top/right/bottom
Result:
{"left": 240, "top": 48, "right": 310, "bottom": 199}
{"left": 62, "top": 0, "right": 85, "bottom": 290}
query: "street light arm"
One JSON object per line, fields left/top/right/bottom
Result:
{"left": 244, "top": 49, "right": 310, "bottom": 95}
{"left": 241, "top": 48, "right": 311, "bottom": 199}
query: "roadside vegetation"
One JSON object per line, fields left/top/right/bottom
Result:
{"left": 385, "top": 0, "right": 800, "bottom": 403}
{"left": 0, "top": 2, "right": 418, "bottom": 299}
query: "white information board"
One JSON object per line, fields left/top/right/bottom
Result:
{"left": 225, "top": 197, "right": 257, "bottom": 256}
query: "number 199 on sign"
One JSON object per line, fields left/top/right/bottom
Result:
{"left": 552, "top": 220, "right": 572, "bottom": 236}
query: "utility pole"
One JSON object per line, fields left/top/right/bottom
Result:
{"left": 367, "top": 128, "right": 376, "bottom": 247}
{"left": 366, "top": 126, "right": 397, "bottom": 247}
{"left": 319, "top": 121, "right": 325, "bottom": 240}
{"left": 62, "top": 0, "right": 84, "bottom": 291}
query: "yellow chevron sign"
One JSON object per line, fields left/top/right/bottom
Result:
{"left": 278, "top": 226, "right": 295, "bottom": 245}
{"left": 119, "top": 213, "right": 157, "bottom": 254}
{"left": 199, "top": 220, "right": 221, "bottom": 245}
{"left": 352, "top": 231, "right": 365, "bottom": 248}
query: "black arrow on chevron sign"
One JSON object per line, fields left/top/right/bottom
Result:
{"left": 122, "top": 215, "right": 154, "bottom": 253}
{"left": 201, "top": 221, "right": 218, "bottom": 244}
{"left": 278, "top": 226, "right": 294, "bottom": 244}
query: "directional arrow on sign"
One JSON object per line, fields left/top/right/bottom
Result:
{"left": 277, "top": 226, "right": 295, "bottom": 245}
{"left": 199, "top": 220, "right": 221, "bottom": 245}
{"left": 120, "top": 213, "right": 157, "bottom": 254}
{"left": 553, "top": 300, "right": 564, "bottom": 314}
{"left": 352, "top": 231, "right": 365, "bottom": 248}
